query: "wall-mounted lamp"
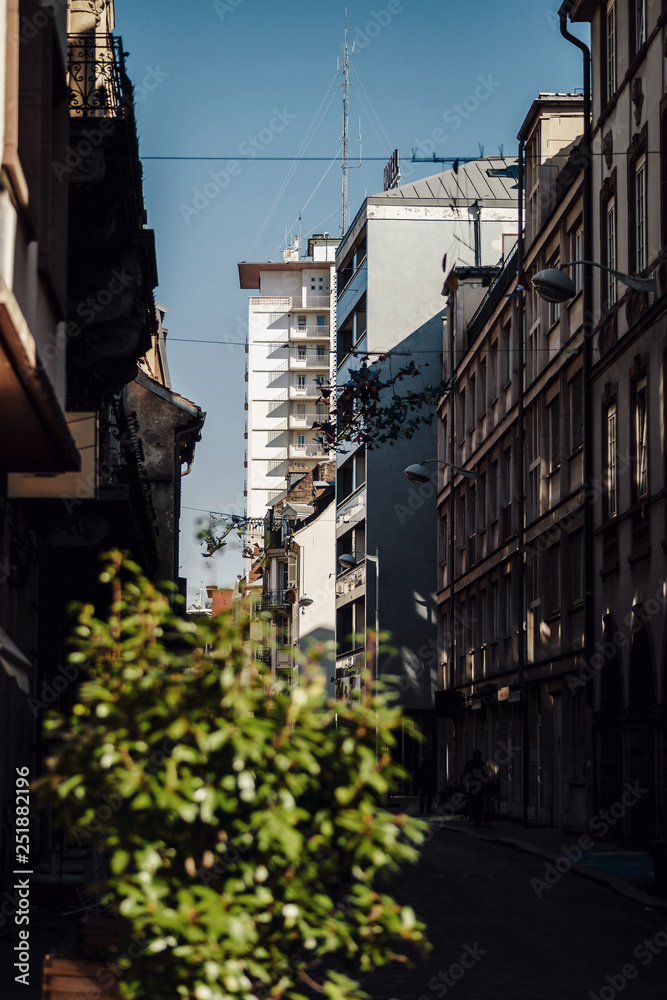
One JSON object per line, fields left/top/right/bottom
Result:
{"left": 404, "top": 459, "right": 478, "bottom": 484}
{"left": 532, "top": 261, "right": 656, "bottom": 304}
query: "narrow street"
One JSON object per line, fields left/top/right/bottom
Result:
{"left": 353, "top": 831, "right": 667, "bottom": 999}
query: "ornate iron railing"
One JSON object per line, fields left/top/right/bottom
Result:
{"left": 68, "top": 34, "right": 129, "bottom": 118}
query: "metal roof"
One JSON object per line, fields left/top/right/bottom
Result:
{"left": 368, "top": 155, "right": 519, "bottom": 209}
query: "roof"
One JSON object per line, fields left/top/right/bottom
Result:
{"left": 238, "top": 260, "right": 330, "bottom": 289}
{"left": 517, "top": 92, "right": 585, "bottom": 141}
{"left": 367, "top": 156, "right": 519, "bottom": 209}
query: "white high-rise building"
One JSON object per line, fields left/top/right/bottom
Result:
{"left": 238, "top": 234, "right": 339, "bottom": 542}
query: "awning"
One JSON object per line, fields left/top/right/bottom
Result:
{"left": 0, "top": 626, "right": 32, "bottom": 694}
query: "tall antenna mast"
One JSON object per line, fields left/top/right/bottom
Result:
{"left": 341, "top": 6, "right": 349, "bottom": 234}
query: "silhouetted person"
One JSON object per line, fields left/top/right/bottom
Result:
{"left": 462, "top": 749, "right": 489, "bottom": 827}
{"left": 416, "top": 756, "right": 437, "bottom": 814}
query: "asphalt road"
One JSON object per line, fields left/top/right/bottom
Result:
{"left": 353, "top": 830, "right": 667, "bottom": 1000}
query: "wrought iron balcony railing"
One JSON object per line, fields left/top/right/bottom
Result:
{"left": 68, "top": 34, "right": 130, "bottom": 118}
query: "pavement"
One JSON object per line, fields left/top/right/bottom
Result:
{"left": 393, "top": 795, "right": 667, "bottom": 913}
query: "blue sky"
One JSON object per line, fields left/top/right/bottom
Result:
{"left": 113, "top": 0, "right": 589, "bottom": 600}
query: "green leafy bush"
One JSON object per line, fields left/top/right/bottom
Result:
{"left": 37, "top": 552, "right": 428, "bottom": 1000}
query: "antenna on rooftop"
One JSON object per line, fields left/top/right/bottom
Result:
{"left": 341, "top": 6, "right": 350, "bottom": 235}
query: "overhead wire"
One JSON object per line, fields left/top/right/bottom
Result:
{"left": 248, "top": 69, "right": 341, "bottom": 258}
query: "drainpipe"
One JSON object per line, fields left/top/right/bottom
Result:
{"left": 516, "top": 138, "right": 529, "bottom": 826}
{"left": 174, "top": 416, "right": 205, "bottom": 586}
{"left": 559, "top": 1, "right": 594, "bottom": 814}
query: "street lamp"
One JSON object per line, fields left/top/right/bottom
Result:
{"left": 404, "top": 459, "right": 478, "bottom": 484}
{"left": 532, "top": 261, "right": 656, "bottom": 303}
{"left": 338, "top": 548, "right": 380, "bottom": 688}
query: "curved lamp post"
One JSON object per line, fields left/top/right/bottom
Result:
{"left": 338, "top": 548, "right": 380, "bottom": 689}
{"left": 532, "top": 261, "right": 656, "bottom": 303}
{"left": 404, "top": 458, "right": 478, "bottom": 484}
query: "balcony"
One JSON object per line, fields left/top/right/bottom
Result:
{"left": 68, "top": 34, "right": 130, "bottom": 118}
{"left": 336, "top": 563, "right": 365, "bottom": 597}
{"left": 290, "top": 325, "right": 330, "bottom": 340}
{"left": 289, "top": 412, "right": 323, "bottom": 429}
{"left": 290, "top": 294, "right": 330, "bottom": 309}
{"left": 289, "top": 384, "right": 323, "bottom": 399}
{"left": 336, "top": 486, "right": 366, "bottom": 531}
{"left": 289, "top": 352, "right": 329, "bottom": 370}
{"left": 288, "top": 445, "right": 328, "bottom": 460}
{"left": 261, "top": 590, "right": 294, "bottom": 609}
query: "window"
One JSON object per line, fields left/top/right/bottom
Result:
{"left": 606, "top": 1, "right": 616, "bottom": 102}
{"left": 469, "top": 375, "right": 476, "bottom": 429}
{"left": 317, "top": 345, "right": 326, "bottom": 359}
{"left": 297, "top": 375, "right": 306, "bottom": 388}
{"left": 504, "top": 576, "right": 512, "bottom": 637}
{"left": 635, "top": 157, "right": 647, "bottom": 272}
{"left": 548, "top": 255, "right": 560, "bottom": 327}
{"left": 297, "top": 434, "right": 305, "bottom": 447}
{"left": 571, "top": 225, "right": 583, "bottom": 292}
{"left": 492, "top": 582, "right": 499, "bottom": 640}
{"left": 547, "top": 546, "right": 561, "bottom": 616}
{"left": 479, "top": 474, "right": 487, "bottom": 530}
{"left": 459, "top": 387, "right": 466, "bottom": 441}
{"left": 500, "top": 323, "right": 510, "bottom": 386}
{"left": 490, "top": 342, "right": 498, "bottom": 400}
{"left": 571, "top": 533, "right": 583, "bottom": 603}
{"left": 316, "top": 402, "right": 328, "bottom": 418}
{"left": 635, "top": 0, "right": 646, "bottom": 52}
{"left": 481, "top": 590, "right": 488, "bottom": 643}
{"left": 606, "top": 198, "right": 617, "bottom": 305}
{"left": 298, "top": 315, "right": 307, "bottom": 330}
{"left": 316, "top": 315, "right": 326, "bottom": 327}
{"left": 570, "top": 372, "right": 583, "bottom": 451}
{"left": 490, "top": 461, "right": 498, "bottom": 521}
{"left": 635, "top": 377, "right": 648, "bottom": 498}
{"left": 503, "top": 451, "right": 512, "bottom": 507}
{"left": 296, "top": 403, "right": 305, "bottom": 416}
{"left": 298, "top": 345, "right": 306, "bottom": 358}
{"left": 480, "top": 360, "right": 487, "bottom": 416}
{"left": 549, "top": 397, "right": 561, "bottom": 471}
{"left": 606, "top": 403, "right": 618, "bottom": 516}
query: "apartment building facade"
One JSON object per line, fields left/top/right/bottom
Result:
{"left": 334, "top": 161, "right": 518, "bottom": 775}
{"left": 238, "top": 234, "right": 338, "bottom": 552}
{"left": 569, "top": 0, "right": 667, "bottom": 844}
{"left": 437, "top": 96, "right": 587, "bottom": 828}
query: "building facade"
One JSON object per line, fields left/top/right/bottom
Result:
{"left": 238, "top": 234, "right": 339, "bottom": 551}
{"left": 334, "top": 160, "right": 518, "bottom": 777}
{"left": 570, "top": 0, "right": 667, "bottom": 844}
{"left": 437, "top": 96, "right": 587, "bottom": 828}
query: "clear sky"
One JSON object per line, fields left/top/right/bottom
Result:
{"left": 113, "top": 0, "right": 589, "bottom": 601}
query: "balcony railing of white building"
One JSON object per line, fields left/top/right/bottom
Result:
{"left": 249, "top": 296, "right": 291, "bottom": 308}
{"left": 335, "top": 563, "right": 365, "bottom": 597}
{"left": 288, "top": 445, "right": 329, "bottom": 460}
{"left": 289, "top": 385, "right": 323, "bottom": 398}
{"left": 290, "top": 325, "right": 330, "bottom": 341}
{"left": 290, "top": 294, "right": 330, "bottom": 309}
{"left": 289, "top": 412, "right": 325, "bottom": 429}
{"left": 289, "top": 352, "right": 330, "bottom": 370}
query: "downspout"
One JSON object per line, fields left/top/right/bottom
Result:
{"left": 174, "top": 416, "right": 205, "bottom": 586}
{"left": 516, "top": 138, "right": 528, "bottom": 826}
{"left": 559, "top": 1, "right": 594, "bottom": 810}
